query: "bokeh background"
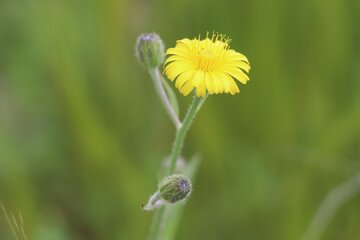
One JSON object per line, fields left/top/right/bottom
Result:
{"left": 1, "top": 0, "right": 359, "bottom": 239}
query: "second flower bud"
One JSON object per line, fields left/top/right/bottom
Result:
{"left": 135, "top": 33, "right": 165, "bottom": 69}
{"left": 143, "top": 174, "right": 192, "bottom": 211}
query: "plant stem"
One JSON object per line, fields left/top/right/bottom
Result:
{"left": 166, "top": 96, "right": 205, "bottom": 175}
{"left": 147, "top": 207, "right": 165, "bottom": 240}
{"left": 148, "top": 95, "right": 206, "bottom": 240}
{"left": 149, "top": 68, "right": 181, "bottom": 129}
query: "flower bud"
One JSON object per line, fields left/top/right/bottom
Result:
{"left": 135, "top": 33, "right": 165, "bottom": 68}
{"left": 158, "top": 174, "right": 192, "bottom": 203}
{"left": 143, "top": 174, "right": 192, "bottom": 211}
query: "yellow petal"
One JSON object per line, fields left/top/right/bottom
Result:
{"left": 164, "top": 60, "right": 192, "bottom": 72}
{"left": 223, "top": 61, "right": 250, "bottom": 72}
{"left": 216, "top": 72, "right": 240, "bottom": 94}
{"left": 176, "top": 39, "right": 193, "bottom": 52}
{"left": 180, "top": 79, "right": 194, "bottom": 96}
{"left": 177, "top": 38, "right": 192, "bottom": 46}
{"left": 221, "top": 75, "right": 231, "bottom": 92}
{"left": 219, "top": 66, "right": 249, "bottom": 84}
{"left": 164, "top": 62, "right": 194, "bottom": 80}
{"left": 205, "top": 72, "right": 215, "bottom": 94}
{"left": 191, "top": 70, "right": 205, "bottom": 87}
{"left": 211, "top": 72, "right": 225, "bottom": 94}
{"left": 196, "top": 78, "right": 206, "bottom": 97}
{"left": 166, "top": 48, "right": 188, "bottom": 57}
{"left": 228, "top": 78, "right": 240, "bottom": 95}
{"left": 164, "top": 55, "right": 191, "bottom": 65}
{"left": 227, "top": 51, "right": 249, "bottom": 63}
{"left": 175, "top": 70, "right": 195, "bottom": 89}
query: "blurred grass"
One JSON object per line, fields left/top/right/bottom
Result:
{"left": 0, "top": 0, "right": 359, "bottom": 239}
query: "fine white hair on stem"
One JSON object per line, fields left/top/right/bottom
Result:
{"left": 143, "top": 191, "right": 167, "bottom": 211}
{"left": 302, "top": 172, "right": 360, "bottom": 240}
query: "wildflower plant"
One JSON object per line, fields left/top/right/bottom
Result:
{"left": 135, "top": 32, "right": 250, "bottom": 240}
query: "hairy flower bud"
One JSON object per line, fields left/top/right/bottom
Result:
{"left": 143, "top": 174, "right": 192, "bottom": 211}
{"left": 158, "top": 174, "right": 192, "bottom": 203}
{"left": 135, "top": 33, "right": 165, "bottom": 68}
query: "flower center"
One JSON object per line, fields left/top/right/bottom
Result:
{"left": 197, "top": 49, "right": 218, "bottom": 72}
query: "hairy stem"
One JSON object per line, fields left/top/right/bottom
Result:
{"left": 149, "top": 68, "right": 181, "bottom": 129}
{"left": 148, "top": 94, "right": 206, "bottom": 240}
{"left": 166, "top": 96, "right": 205, "bottom": 175}
{"left": 147, "top": 207, "right": 165, "bottom": 240}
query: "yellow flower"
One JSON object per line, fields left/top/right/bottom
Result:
{"left": 164, "top": 34, "right": 250, "bottom": 97}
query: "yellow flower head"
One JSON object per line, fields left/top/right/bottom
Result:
{"left": 164, "top": 33, "right": 250, "bottom": 97}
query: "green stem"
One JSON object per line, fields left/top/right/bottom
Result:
{"left": 149, "top": 68, "right": 181, "bottom": 129}
{"left": 147, "top": 207, "right": 165, "bottom": 240}
{"left": 148, "top": 94, "right": 206, "bottom": 240}
{"left": 166, "top": 96, "right": 205, "bottom": 175}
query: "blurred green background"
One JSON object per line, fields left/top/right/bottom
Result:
{"left": 0, "top": 0, "right": 359, "bottom": 239}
